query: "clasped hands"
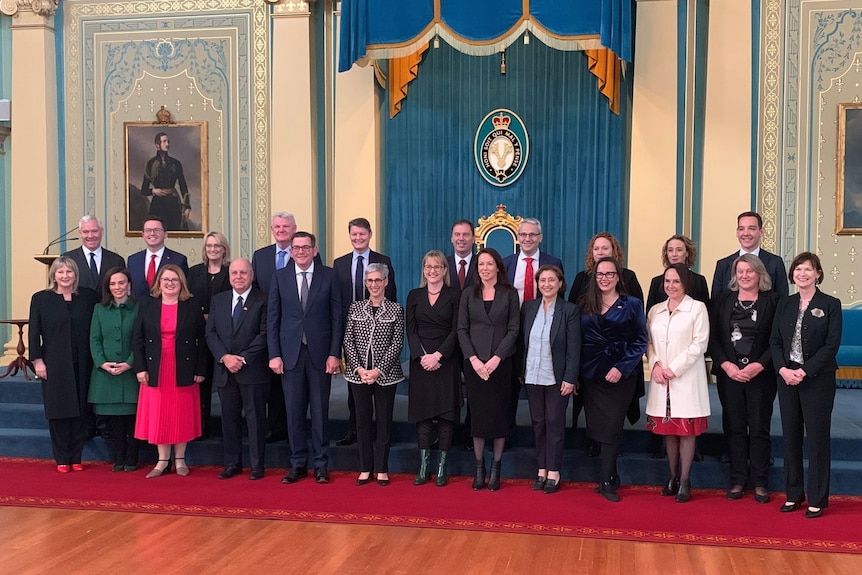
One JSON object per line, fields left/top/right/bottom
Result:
{"left": 356, "top": 367, "right": 382, "bottom": 385}
{"left": 779, "top": 366, "right": 806, "bottom": 386}
{"left": 420, "top": 352, "right": 442, "bottom": 372}
{"left": 102, "top": 361, "right": 131, "bottom": 376}
{"left": 650, "top": 363, "right": 676, "bottom": 385}
{"left": 722, "top": 361, "right": 765, "bottom": 383}
{"left": 470, "top": 355, "right": 501, "bottom": 381}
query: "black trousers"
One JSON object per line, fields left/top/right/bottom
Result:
{"left": 777, "top": 372, "right": 836, "bottom": 508}
{"left": 48, "top": 416, "right": 88, "bottom": 465}
{"left": 104, "top": 414, "right": 141, "bottom": 466}
{"left": 718, "top": 372, "right": 776, "bottom": 488}
{"left": 525, "top": 384, "right": 570, "bottom": 471}
{"left": 351, "top": 381, "right": 398, "bottom": 473}
{"left": 218, "top": 378, "right": 268, "bottom": 471}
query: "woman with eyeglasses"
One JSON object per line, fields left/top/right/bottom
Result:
{"left": 406, "top": 251, "right": 462, "bottom": 486}
{"left": 134, "top": 264, "right": 207, "bottom": 478}
{"left": 29, "top": 256, "right": 100, "bottom": 472}
{"left": 342, "top": 263, "right": 405, "bottom": 486}
{"left": 186, "top": 231, "right": 231, "bottom": 438}
{"left": 578, "top": 257, "right": 648, "bottom": 502}
{"left": 458, "top": 248, "right": 520, "bottom": 491}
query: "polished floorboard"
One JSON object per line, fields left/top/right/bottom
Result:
{"left": 2, "top": 506, "right": 859, "bottom": 574}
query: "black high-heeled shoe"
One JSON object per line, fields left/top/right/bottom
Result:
{"left": 472, "top": 460, "right": 486, "bottom": 490}
{"left": 675, "top": 480, "right": 691, "bottom": 502}
{"left": 661, "top": 477, "right": 680, "bottom": 497}
{"left": 487, "top": 460, "right": 502, "bottom": 491}
{"left": 145, "top": 459, "right": 172, "bottom": 479}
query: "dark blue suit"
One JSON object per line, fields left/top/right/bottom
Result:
{"left": 252, "top": 244, "right": 322, "bottom": 296}
{"left": 267, "top": 262, "right": 343, "bottom": 470}
{"left": 448, "top": 253, "right": 478, "bottom": 293}
{"left": 206, "top": 288, "right": 270, "bottom": 472}
{"left": 127, "top": 248, "right": 189, "bottom": 299}
{"left": 712, "top": 249, "right": 789, "bottom": 299}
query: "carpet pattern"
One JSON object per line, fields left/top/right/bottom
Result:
{"left": 1, "top": 457, "right": 860, "bottom": 553}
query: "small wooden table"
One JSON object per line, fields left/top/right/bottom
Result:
{"left": 0, "top": 319, "right": 34, "bottom": 380}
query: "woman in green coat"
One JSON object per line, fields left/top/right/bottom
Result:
{"left": 89, "top": 267, "right": 141, "bottom": 471}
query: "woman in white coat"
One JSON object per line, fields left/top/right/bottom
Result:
{"left": 646, "top": 264, "right": 710, "bottom": 502}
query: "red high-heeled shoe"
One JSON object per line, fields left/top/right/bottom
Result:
{"left": 56, "top": 465, "right": 70, "bottom": 473}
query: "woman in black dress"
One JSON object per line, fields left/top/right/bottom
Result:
{"left": 29, "top": 256, "right": 99, "bottom": 472}
{"left": 578, "top": 257, "right": 648, "bottom": 502}
{"left": 186, "top": 231, "right": 230, "bottom": 437}
{"left": 406, "top": 250, "right": 461, "bottom": 486}
{"left": 458, "top": 248, "right": 520, "bottom": 491}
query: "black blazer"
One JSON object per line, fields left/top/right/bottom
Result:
{"left": 709, "top": 290, "right": 779, "bottom": 376}
{"left": 332, "top": 250, "right": 397, "bottom": 320}
{"left": 133, "top": 298, "right": 207, "bottom": 386}
{"left": 62, "top": 247, "right": 126, "bottom": 292}
{"left": 457, "top": 285, "right": 520, "bottom": 362}
{"left": 770, "top": 290, "right": 842, "bottom": 379}
{"left": 448, "top": 253, "right": 478, "bottom": 293}
{"left": 712, "top": 249, "right": 789, "bottom": 299}
{"left": 128, "top": 248, "right": 189, "bottom": 299}
{"left": 518, "top": 297, "right": 581, "bottom": 385}
{"left": 569, "top": 268, "right": 644, "bottom": 308}
{"left": 646, "top": 271, "right": 710, "bottom": 313}
{"left": 251, "top": 243, "right": 322, "bottom": 296}
{"left": 205, "top": 288, "right": 270, "bottom": 387}
{"left": 186, "top": 263, "right": 230, "bottom": 315}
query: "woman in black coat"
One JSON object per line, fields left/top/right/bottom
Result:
{"left": 770, "top": 252, "right": 842, "bottom": 519}
{"left": 710, "top": 254, "right": 779, "bottom": 503}
{"left": 645, "top": 235, "right": 710, "bottom": 311}
{"left": 29, "top": 256, "right": 99, "bottom": 472}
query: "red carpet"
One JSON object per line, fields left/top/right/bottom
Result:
{"left": 1, "top": 457, "right": 860, "bottom": 553}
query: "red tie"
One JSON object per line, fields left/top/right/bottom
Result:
{"left": 524, "top": 257, "right": 535, "bottom": 302}
{"left": 458, "top": 259, "right": 467, "bottom": 289}
{"left": 146, "top": 254, "right": 157, "bottom": 289}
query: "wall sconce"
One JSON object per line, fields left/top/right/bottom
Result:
{"left": 0, "top": 99, "right": 10, "bottom": 155}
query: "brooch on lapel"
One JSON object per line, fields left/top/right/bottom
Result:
{"left": 810, "top": 308, "right": 824, "bottom": 318}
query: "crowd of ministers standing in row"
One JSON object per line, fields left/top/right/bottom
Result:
{"left": 28, "top": 211, "right": 841, "bottom": 519}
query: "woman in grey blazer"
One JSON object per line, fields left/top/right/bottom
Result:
{"left": 519, "top": 265, "right": 580, "bottom": 494}
{"left": 458, "top": 248, "right": 520, "bottom": 491}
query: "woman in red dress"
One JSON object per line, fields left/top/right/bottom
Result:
{"left": 134, "top": 264, "right": 207, "bottom": 478}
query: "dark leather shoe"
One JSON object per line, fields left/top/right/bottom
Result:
{"left": 376, "top": 474, "right": 390, "bottom": 486}
{"left": 249, "top": 469, "right": 264, "bottom": 480}
{"left": 356, "top": 473, "right": 371, "bottom": 486}
{"left": 805, "top": 507, "right": 823, "bottom": 519}
{"left": 543, "top": 479, "right": 560, "bottom": 494}
{"left": 336, "top": 431, "right": 357, "bottom": 446}
{"left": 531, "top": 477, "right": 547, "bottom": 491}
{"left": 780, "top": 501, "right": 804, "bottom": 513}
{"left": 726, "top": 486, "right": 745, "bottom": 500}
{"left": 754, "top": 489, "right": 771, "bottom": 504}
{"left": 315, "top": 467, "right": 330, "bottom": 484}
{"left": 282, "top": 467, "right": 308, "bottom": 484}
{"left": 599, "top": 482, "right": 620, "bottom": 502}
{"left": 661, "top": 477, "right": 680, "bottom": 497}
{"left": 675, "top": 480, "right": 691, "bottom": 503}
{"left": 219, "top": 465, "right": 242, "bottom": 480}
{"left": 265, "top": 430, "right": 287, "bottom": 443}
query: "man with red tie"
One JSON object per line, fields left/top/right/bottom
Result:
{"left": 448, "top": 219, "right": 478, "bottom": 292}
{"left": 127, "top": 216, "right": 189, "bottom": 299}
{"left": 502, "top": 218, "right": 564, "bottom": 427}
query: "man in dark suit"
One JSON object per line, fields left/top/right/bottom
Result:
{"left": 331, "top": 217, "right": 396, "bottom": 446}
{"left": 127, "top": 216, "right": 189, "bottom": 299}
{"left": 711, "top": 211, "right": 789, "bottom": 298}
{"left": 448, "top": 219, "right": 478, "bottom": 291}
{"left": 62, "top": 215, "right": 126, "bottom": 292}
{"left": 206, "top": 258, "right": 270, "bottom": 480}
{"left": 268, "top": 231, "right": 343, "bottom": 485}
{"left": 501, "top": 218, "right": 564, "bottom": 428}
{"left": 711, "top": 210, "right": 788, "bottom": 462}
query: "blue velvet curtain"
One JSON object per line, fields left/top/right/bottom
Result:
{"left": 381, "top": 40, "right": 630, "bottom": 299}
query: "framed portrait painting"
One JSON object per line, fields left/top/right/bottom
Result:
{"left": 125, "top": 121, "right": 208, "bottom": 237}
{"left": 837, "top": 103, "right": 862, "bottom": 235}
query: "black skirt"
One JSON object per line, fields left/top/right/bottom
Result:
{"left": 581, "top": 372, "right": 637, "bottom": 445}
{"left": 464, "top": 357, "right": 512, "bottom": 438}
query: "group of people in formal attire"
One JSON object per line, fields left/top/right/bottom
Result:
{"left": 28, "top": 210, "right": 842, "bottom": 519}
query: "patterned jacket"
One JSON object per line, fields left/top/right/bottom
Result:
{"left": 342, "top": 299, "right": 405, "bottom": 386}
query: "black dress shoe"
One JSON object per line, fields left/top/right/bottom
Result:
{"left": 377, "top": 474, "right": 390, "bottom": 486}
{"left": 805, "top": 507, "right": 823, "bottom": 519}
{"left": 780, "top": 501, "right": 804, "bottom": 513}
{"left": 336, "top": 431, "right": 357, "bottom": 446}
{"left": 675, "top": 480, "right": 691, "bottom": 503}
{"left": 282, "top": 467, "right": 308, "bottom": 484}
{"left": 249, "top": 469, "right": 264, "bottom": 480}
{"left": 531, "top": 477, "right": 547, "bottom": 491}
{"left": 218, "top": 465, "right": 242, "bottom": 480}
{"left": 315, "top": 468, "right": 330, "bottom": 484}
{"left": 543, "top": 479, "right": 560, "bottom": 494}
{"left": 754, "top": 489, "right": 771, "bottom": 504}
{"left": 661, "top": 477, "right": 680, "bottom": 497}
{"left": 726, "top": 486, "right": 745, "bottom": 500}
{"left": 265, "top": 431, "right": 287, "bottom": 443}
{"left": 356, "top": 474, "right": 371, "bottom": 486}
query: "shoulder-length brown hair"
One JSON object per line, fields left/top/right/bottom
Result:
{"left": 661, "top": 234, "right": 698, "bottom": 268}
{"left": 585, "top": 232, "right": 625, "bottom": 274}
{"left": 151, "top": 264, "right": 192, "bottom": 300}
{"left": 788, "top": 251, "right": 824, "bottom": 285}
{"left": 535, "top": 264, "right": 567, "bottom": 296}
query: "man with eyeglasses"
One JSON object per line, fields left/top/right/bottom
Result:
{"left": 128, "top": 216, "right": 189, "bottom": 299}
{"left": 268, "top": 232, "right": 343, "bottom": 485}
{"left": 332, "top": 217, "right": 397, "bottom": 446}
{"left": 502, "top": 218, "right": 564, "bottom": 429}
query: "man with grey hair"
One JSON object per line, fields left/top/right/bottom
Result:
{"left": 62, "top": 215, "right": 126, "bottom": 291}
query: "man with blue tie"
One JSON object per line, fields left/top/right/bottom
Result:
{"left": 127, "top": 216, "right": 189, "bottom": 299}
{"left": 62, "top": 215, "right": 126, "bottom": 292}
{"left": 268, "top": 231, "right": 343, "bottom": 484}
{"left": 205, "top": 258, "right": 269, "bottom": 480}
{"left": 332, "top": 217, "right": 397, "bottom": 446}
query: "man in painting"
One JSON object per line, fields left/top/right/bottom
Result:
{"left": 140, "top": 132, "right": 191, "bottom": 231}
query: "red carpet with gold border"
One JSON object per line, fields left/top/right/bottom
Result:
{"left": 1, "top": 457, "right": 860, "bottom": 553}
